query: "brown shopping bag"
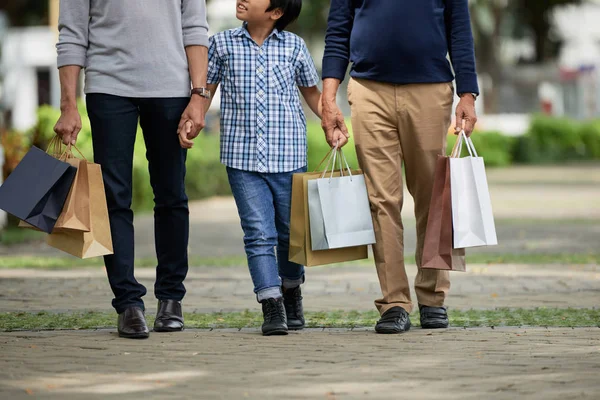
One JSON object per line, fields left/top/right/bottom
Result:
{"left": 46, "top": 161, "right": 113, "bottom": 258}
{"left": 288, "top": 150, "right": 369, "bottom": 267}
{"left": 421, "top": 154, "right": 466, "bottom": 271}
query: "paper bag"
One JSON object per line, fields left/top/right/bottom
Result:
{"left": 289, "top": 169, "right": 369, "bottom": 267}
{"left": 19, "top": 156, "right": 91, "bottom": 232}
{"left": 46, "top": 162, "right": 113, "bottom": 258}
{"left": 421, "top": 155, "right": 466, "bottom": 271}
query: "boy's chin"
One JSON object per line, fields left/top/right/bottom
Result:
{"left": 235, "top": 12, "right": 248, "bottom": 22}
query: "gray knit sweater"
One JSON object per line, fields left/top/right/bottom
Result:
{"left": 56, "top": 0, "right": 209, "bottom": 98}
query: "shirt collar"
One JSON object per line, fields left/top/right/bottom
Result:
{"left": 232, "top": 22, "right": 282, "bottom": 42}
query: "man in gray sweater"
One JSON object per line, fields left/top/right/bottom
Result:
{"left": 54, "top": 1, "right": 210, "bottom": 339}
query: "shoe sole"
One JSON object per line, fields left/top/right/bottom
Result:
{"left": 421, "top": 322, "right": 449, "bottom": 329}
{"left": 153, "top": 326, "right": 184, "bottom": 333}
{"left": 262, "top": 329, "right": 289, "bottom": 336}
{"left": 288, "top": 325, "right": 304, "bottom": 331}
{"left": 118, "top": 331, "right": 150, "bottom": 339}
{"left": 375, "top": 322, "right": 412, "bottom": 334}
{"left": 375, "top": 327, "right": 410, "bottom": 334}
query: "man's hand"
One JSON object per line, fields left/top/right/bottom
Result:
{"left": 454, "top": 94, "right": 477, "bottom": 136}
{"left": 321, "top": 97, "right": 349, "bottom": 148}
{"left": 177, "top": 96, "right": 207, "bottom": 145}
{"left": 54, "top": 106, "right": 82, "bottom": 146}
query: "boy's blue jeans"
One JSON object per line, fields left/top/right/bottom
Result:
{"left": 226, "top": 166, "right": 306, "bottom": 301}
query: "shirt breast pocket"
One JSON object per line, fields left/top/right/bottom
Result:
{"left": 271, "top": 64, "right": 294, "bottom": 94}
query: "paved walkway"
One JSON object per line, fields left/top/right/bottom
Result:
{"left": 1, "top": 327, "right": 599, "bottom": 399}
{"left": 1, "top": 263, "right": 599, "bottom": 313}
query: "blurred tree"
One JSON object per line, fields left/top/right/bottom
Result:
{"left": 512, "top": 0, "right": 582, "bottom": 63}
{"left": 0, "top": 0, "right": 49, "bottom": 27}
{"left": 288, "top": 0, "right": 329, "bottom": 47}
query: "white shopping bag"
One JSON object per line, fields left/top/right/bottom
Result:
{"left": 308, "top": 149, "right": 376, "bottom": 250}
{"left": 449, "top": 131, "right": 498, "bottom": 248}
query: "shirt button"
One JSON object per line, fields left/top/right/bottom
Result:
{"left": 259, "top": 49, "right": 263, "bottom": 55}
{"left": 258, "top": 90, "right": 264, "bottom": 96}
{"left": 257, "top": 67, "right": 263, "bottom": 73}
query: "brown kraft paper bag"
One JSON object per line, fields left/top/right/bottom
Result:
{"left": 46, "top": 162, "right": 113, "bottom": 259}
{"left": 421, "top": 155, "right": 466, "bottom": 271}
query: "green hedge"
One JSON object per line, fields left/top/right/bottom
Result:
{"left": 13, "top": 107, "right": 600, "bottom": 212}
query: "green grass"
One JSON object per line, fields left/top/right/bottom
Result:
{"left": 1, "top": 308, "right": 598, "bottom": 331}
{"left": 0, "top": 253, "right": 597, "bottom": 270}
{"left": 0, "top": 227, "right": 44, "bottom": 246}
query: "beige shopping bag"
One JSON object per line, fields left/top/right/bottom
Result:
{"left": 46, "top": 161, "right": 113, "bottom": 258}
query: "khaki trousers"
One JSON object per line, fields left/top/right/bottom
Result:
{"left": 347, "top": 78, "right": 458, "bottom": 315}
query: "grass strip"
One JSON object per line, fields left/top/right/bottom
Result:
{"left": 1, "top": 308, "right": 598, "bottom": 331}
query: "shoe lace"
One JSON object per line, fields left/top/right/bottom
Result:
{"left": 284, "top": 287, "right": 302, "bottom": 317}
{"left": 265, "top": 299, "right": 285, "bottom": 322}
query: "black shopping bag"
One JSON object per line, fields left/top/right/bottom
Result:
{"left": 0, "top": 146, "right": 77, "bottom": 233}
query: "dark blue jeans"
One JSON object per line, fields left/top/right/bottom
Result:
{"left": 87, "top": 94, "right": 190, "bottom": 313}
{"left": 226, "top": 166, "right": 306, "bottom": 300}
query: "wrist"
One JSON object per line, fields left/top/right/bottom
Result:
{"left": 60, "top": 101, "right": 77, "bottom": 112}
{"left": 459, "top": 93, "right": 477, "bottom": 101}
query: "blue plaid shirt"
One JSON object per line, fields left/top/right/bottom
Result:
{"left": 207, "top": 25, "right": 320, "bottom": 173}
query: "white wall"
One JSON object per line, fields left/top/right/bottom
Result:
{"left": 0, "top": 27, "right": 59, "bottom": 131}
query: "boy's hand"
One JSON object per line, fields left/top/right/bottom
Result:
{"left": 178, "top": 120, "right": 194, "bottom": 149}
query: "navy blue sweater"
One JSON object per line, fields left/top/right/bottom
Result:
{"left": 322, "top": 0, "right": 479, "bottom": 95}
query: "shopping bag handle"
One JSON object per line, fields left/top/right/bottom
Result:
{"left": 319, "top": 146, "right": 355, "bottom": 182}
{"left": 46, "top": 136, "right": 89, "bottom": 162}
{"left": 451, "top": 130, "right": 478, "bottom": 159}
{"left": 321, "top": 144, "right": 340, "bottom": 179}
{"left": 313, "top": 147, "right": 336, "bottom": 172}
{"left": 337, "top": 148, "right": 353, "bottom": 179}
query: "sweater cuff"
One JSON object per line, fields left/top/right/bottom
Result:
{"left": 455, "top": 72, "right": 479, "bottom": 96}
{"left": 57, "top": 45, "right": 87, "bottom": 68}
{"left": 183, "top": 32, "right": 209, "bottom": 48}
{"left": 322, "top": 56, "right": 349, "bottom": 82}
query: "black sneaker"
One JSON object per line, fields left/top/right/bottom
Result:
{"left": 282, "top": 286, "right": 305, "bottom": 330}
{"left": 261, "top": 298, "right": 288, "bottom": 336}
{"left": 375, "top": 307, "right": 411, "bottom": 334}
{"left": 419, "top": 305, "right": 449, "bottom": 329}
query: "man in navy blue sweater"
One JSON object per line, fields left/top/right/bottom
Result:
{"left": 321, "top": 0, "right": 479, "bottom": 334}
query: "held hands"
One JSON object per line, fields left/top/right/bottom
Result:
{"left": 177, "top": 96, "right": 207, "bottom": 149}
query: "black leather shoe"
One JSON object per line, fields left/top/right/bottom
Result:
{"left": 118, "top": 307, "right": 150, "bottom": 339}
{"left": 154, "top": 300, "right": 184, "bottom": 332}
{"left": 282, "top": 286, "right": 305, "bottom": 330}
{"left": 375, "top": 307, "right": 411, "bottom": 334}
{"left": 261, "top": 298, "right": 288, "bottom": 336}
{"left": 419, "top": 305, "right": 449, "bottom": 329}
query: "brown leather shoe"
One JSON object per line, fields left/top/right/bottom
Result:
{"left": 153, "top": 300, "right": 184, "bottom": 332}
{"left": 117, "top": 307, "right": 149, "bottom": 339}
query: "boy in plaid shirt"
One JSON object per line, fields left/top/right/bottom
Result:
{"left": 181, "top": 0, "right": 347, "bottom": 335}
